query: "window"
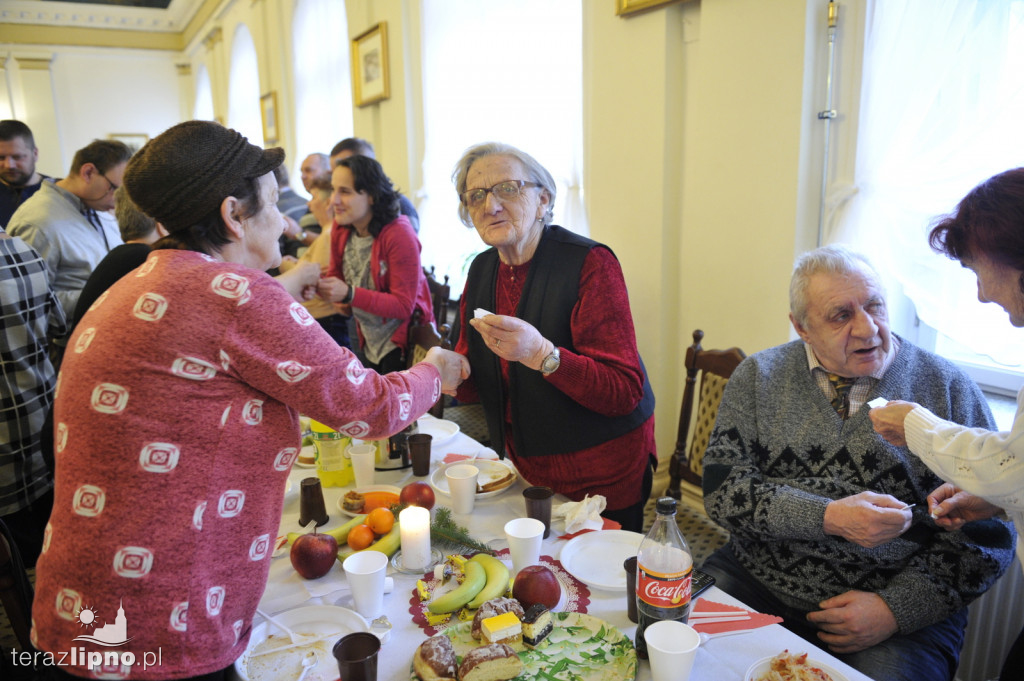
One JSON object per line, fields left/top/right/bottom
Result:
{"left": 227, "top": 23, "right": 263, "bottom": 146}
{"left": 417, "top": 0, "right": 583, "bottom": 294}
{"left": 833, "top": 0, "right": 1024, "bottom": 392}
{"left": 292, "top": 0, "right": 352, "bottom": 184}
{"left": 193, "top": 63, "right": 214, "bottom": 121}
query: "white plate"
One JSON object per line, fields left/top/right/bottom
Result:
{"left": 559, "top": 530, "right": 644, "bottom": 591}
{"left": 335, "top": 484, "right": 402, "bottom": 517}
{"left": 295, "top": 444, "right": 317, "bottom": 469}
{"left": 234, "top": 604, "right": 368, "bottom": 680}
{"left": 415, "top": 418, "right": 460, "bottom": 446}
{"left": 744, "top": 654, "right": 849, "bottom": 681}
{"left": 430, "top": 459, "right": 517, "bottom": 499}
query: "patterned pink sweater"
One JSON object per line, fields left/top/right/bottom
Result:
{"left": 31, "top": 250, "right": 440, "bottom": 679}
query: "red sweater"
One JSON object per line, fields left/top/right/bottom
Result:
{"left": 327, "top": 215, "right": 434, "bottom": 351}
{"left": 456, "top": 247, "right": 655, "bottom": 510}
{"left": 32, "top": 250, "right": 441, "bottom": 678}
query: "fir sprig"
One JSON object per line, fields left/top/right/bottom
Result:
{"left": 430, "top": 507, "right": 495, "bottom": 555}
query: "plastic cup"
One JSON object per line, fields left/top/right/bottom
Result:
{"left": 523, "top": 486, "right": 554, "bottom": 539}
{"left": 445, "top": 464, "right": 479, "bottom": 514}
{"left": 504, "top": 517, "right": 544, "bottom": 575}
{"left": 408, "top": 433, "right": 433, "bottom": 476}
{"left": 332, "top": 631, "right": 380, "bottom": 681}
{"left": 347, "top": 444, "right": 376, "bottom": 488}
{"left": 341, "top": 550, "right": 388, "bottom": 619}
{"left": 624, "top": 556, "right": 638, "bottom": 623}
{"left": 297, "top": 477, "right": 329, "bottom": 528}
{"left": 644, "top": 620, "right": 701, "bottom": 681}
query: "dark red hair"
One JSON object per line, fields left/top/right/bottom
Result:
{"left": 930, "top": 168, "right": 1024, "bottom": 292}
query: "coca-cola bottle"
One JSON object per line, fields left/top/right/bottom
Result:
{"left": 634, "top": 496, "right": 693, "bottom": 659}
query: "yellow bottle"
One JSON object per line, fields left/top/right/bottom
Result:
{"left": 310, "top": 419, "right": 353, "bottom": 487}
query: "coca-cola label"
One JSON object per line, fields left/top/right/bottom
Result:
{"left": 636, "top": 564, "right": 692, "bottom": 609}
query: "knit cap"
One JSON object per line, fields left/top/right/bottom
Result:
{"left": 124, "top": 120, "right": 284, "bottom": 233}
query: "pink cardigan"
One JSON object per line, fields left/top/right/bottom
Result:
{"left": 327, "top": 214, "right": 434, "bottom": 352}
{"left": 31, "top": 250, "right": 441, "bottom": 678}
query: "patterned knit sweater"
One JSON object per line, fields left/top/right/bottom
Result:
{"left": 703, "top": 337, "right": 1015, "bottom": 634}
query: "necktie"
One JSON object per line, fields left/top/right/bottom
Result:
{"left": 827, "top": 372, "right": 856, "bottom": 419}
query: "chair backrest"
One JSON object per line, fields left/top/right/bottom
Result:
{"left": 665, "top": 329, "right": 746, "bottom": 499}
{"left": 406, "top": 308, "right": 449, "bottom": 417}
{"left": 423, "top": 266, "right": 452, "bottom": 327}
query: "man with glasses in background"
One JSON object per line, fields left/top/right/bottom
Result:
{"left": 8, "top": 139, "right": 131, "bottom": 320}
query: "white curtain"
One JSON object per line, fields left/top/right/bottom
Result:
{"left": 833, "top": 0, "right": 1024, "bottom": 368}
{"left": 227, "top": 23, "right": 264, "bottom": 147}
{"left": 292, "top": 0, "right": 352, "bottom": 188}
{"left": 193, "top": 64, "right": 214, "bottom": 121}
{"left": 417, "top": 0, "right": 584, "bottom": 294}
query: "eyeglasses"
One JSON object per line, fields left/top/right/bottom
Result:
{"left": 461, "top": 180, "right": 540, "bottom": 209}
{"left": 99, "top": 172, "right": 119, "bottom": 194}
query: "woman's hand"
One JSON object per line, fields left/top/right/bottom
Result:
{"left": 868, "top": 400, "right": 920, "bottom": 446}
{"left": 275, "top": 261, "right": 320, "bottom": 302}
{"left": 422, "top": 347, "right": 471, "bottom": 395}
{"left": 317, "top": 276, "right": 350, "bottom": 303}
{"left": 469, "top": 314, "right": 553, "bottom": 371}
{"left": 928, "top": 483, "right": 1003, "bottom": 530}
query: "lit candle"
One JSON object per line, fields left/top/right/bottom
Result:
{"left": 399, "top": 506, "right": 431, "bottom": 570}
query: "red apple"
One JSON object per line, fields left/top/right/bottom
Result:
{"left": 513, "top": 565, "right": 561, "bottom": 610}
{"left": 400, "top": 481, "right": 435, "bottom": 510}
{"left": 290, "top": 528, "right": 338, "bottom": 579}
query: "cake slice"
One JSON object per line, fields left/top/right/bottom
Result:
{"left": 481, "top": 611, "right": 523, "bottom": 650}
{"left": 521, "top": 604, "right": 552, "bottom": 649}
{"left": 458, "top": 643, "right": 523, "bottom": 681}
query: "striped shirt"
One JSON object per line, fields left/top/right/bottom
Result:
{"left": 804, "top": 336, "right": 899, "bottom": 418}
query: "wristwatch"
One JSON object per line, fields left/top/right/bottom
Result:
{"left": 540, "top": 347, "right": 561, "bottom": 375}
{"left": 297, "top": 230, "right": 308, "bottom": 242}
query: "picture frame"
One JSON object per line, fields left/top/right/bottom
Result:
{"left": 351, "top": 22, "right": 390, "bottom": 107}
{"left": 616, "top": 0, "right": 693, "bottom": 17}
{"left": 260, "top": 92, "right": 279, "bottom": 145}
{"left": 107, "top": 133, "right": 149, "bottom": 152}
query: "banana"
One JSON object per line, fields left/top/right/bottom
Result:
{"left": 335, "top": 522, "right": 402, "bottom": 562}
{"left": 287, "top": 514, "right": 367, "bottom": 546}
{"left": 428, "top": 560, "right": 486, "bottom": 613}
{"left": 466, "top": 553, "right": 511, "bottom": 609}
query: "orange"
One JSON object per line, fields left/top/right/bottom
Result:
{"left": 347, "top": 524, "right": 375, "bottom": 551}
{"left": 367, "top": 507, "right": 395, "bottom": 535}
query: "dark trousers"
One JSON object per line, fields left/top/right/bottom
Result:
{"left": 316, "top": 312, "right": 351, "bottom": 349}
{"left": 602, "top": 458, "right": 655, "bottom": 533}
{"left": 365, "top": 347, "right": 405, "bottom": 375}
{"left": 2, "top": 487, "right": 54, "bottom": 567}
{"left": 701, "top": 543, "right": 967, "bottom": 681}
{"left": 1002, "top": 625, "right": 1024, "bottom": 681}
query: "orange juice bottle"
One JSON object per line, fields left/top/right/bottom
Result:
{"left": 310, "top": 419, "right": 353, "bottom": 487}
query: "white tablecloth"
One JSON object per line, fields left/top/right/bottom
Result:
{"left": 236, "top": 415, "right": 872, "bottom": 681}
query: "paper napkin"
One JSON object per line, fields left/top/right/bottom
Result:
{"left": 442, "top": 448, "right": 500, "bottom": 464}
{"left": 553, "top": 494, "right": 607, "bottom": 534}
{"left": 690, "top": 598, "right": 783, "bottom": 634}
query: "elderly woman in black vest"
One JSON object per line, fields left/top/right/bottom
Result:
{"left": 451, "top": 142, "right": 656, "bottom": 531}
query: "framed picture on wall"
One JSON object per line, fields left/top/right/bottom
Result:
{"left": 108, "top": 133, "right": 149, "bottom": 152}
{"left": 260, "top": 92, "right": 279, "bottom": 144}
{"left": 352, "top": 22, "right": 390, "bottom": 107}
{"left": 616, "top": 0, "right": 693, "bottom": 17}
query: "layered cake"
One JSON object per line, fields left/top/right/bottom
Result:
{"left": 521, "top": 604, "right": 552, "bottom": 649}
{"left": 480, "top": 611, "right": 523, "bottom": 650}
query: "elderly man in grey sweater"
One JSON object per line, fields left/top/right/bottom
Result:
{"left": 702, "top": 245, "right": 1014, "bottom": 681}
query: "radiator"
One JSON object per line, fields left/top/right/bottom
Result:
{"left": 957, "top": 555, "right": 1023, "bottom": 681}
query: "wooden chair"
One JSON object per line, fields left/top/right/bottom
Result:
{"left": 423, "top": 266, "right": 452, "bottom": 327}
{"left": 406, "top": 308, "right": 449, "bottom": 418}
{"left": 0, "top": 520, "right": 34, "bottom": 651}
{"left": 665, "top": 329, "right": 746, "bottom": 499}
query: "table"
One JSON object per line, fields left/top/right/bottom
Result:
{"left": 237, "top": 415, "right": 873, "bottom": 681}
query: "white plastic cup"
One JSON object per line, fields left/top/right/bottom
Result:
{"left": 342, "top": 550, "right": 389, "bottom": 619}
{"left": 347, "top": 444, "right": 376, "bottom": 488}
{"left": 504, "top": 517, "right": 544, "bottom": 575}
{"left": 644, "top": 620, "right": 701, "bottom": 681}
{"left": 445, "top": 464, "right": 479, "bottom": 514}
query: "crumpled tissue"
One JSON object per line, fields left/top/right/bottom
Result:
{"left": 552, "top": 494, "right": 606, "bottom": 534}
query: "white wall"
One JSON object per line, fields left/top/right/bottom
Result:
{"left": 1, "top": 45, "right": 181, "bottom": 175}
